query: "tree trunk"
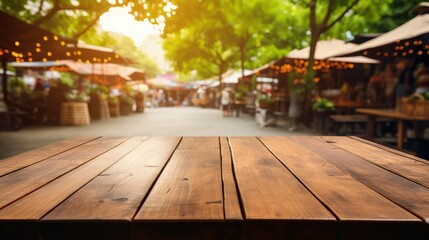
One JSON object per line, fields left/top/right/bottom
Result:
{"left": 302, "top": 33, "right": 320, "bottom": 127}
{"left": 240, "top": 39, "right": 245, "bottom": 77}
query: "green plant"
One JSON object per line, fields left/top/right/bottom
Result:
{"left": 119, "top": 94, "right": 135, "bottom": 105}
{"left": 288, "top": 72, "right": 307, "bottom": 94}
{"left": 423, "top": 91, "right": 429, "bottom": 100}
{"left": 258, "top": 94, "right": 274, "bottom": 105}
{"left": 108, "top": 95, "right": 119, "bottom": 105}
{"left": 235, "top": 84, "right": 250, "bottom": 100}
{"left": 65, "top": 90, "right": 89, "bottom": 102}
{"left": 312, "top": 98, "right": 335, "bottom": 111}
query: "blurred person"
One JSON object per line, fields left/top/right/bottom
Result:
{"left": 221, "top": 87, "right": 231, "bottom": 117}
{"left": 396, "top": 59, "right": 415, "bottom": 100}
{"left": 367, "top": 65, "right": 384, "bottom": 106}
{"left": 382, "top": 63, "right": 398, "bottom": 107}
{"left": 414, "top": 62, "right": 429, "bottom": 94}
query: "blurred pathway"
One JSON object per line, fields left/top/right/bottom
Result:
{"left": 0, "top": 107, "right": 316, "bottom": 159}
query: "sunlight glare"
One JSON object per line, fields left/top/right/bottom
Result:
{"left": 100, "top": 7, "right": 163, "bottom": 46}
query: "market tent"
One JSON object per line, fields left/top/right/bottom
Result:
{"left": 65, "top": 41, "right": 132, "bottom": 65}
{"left": 240, "top": 39, "right": 379, "bottom": 83}
{"left": 221, "top": 69, "right": 253, "bottom": 84}
{"left": 11, "top": 61, "right": 145, "bottom": 80}
{"left": 286, "top": 39, "right": 379, "bottom": 63}
{"left": 332, "top": 14, "right": 429, "bottom": 59}
{"left": 0, "top": 11, "right": 77, "bottom": 63}
{"left": 147, "top": 73, "right": 181, "bottom": 88}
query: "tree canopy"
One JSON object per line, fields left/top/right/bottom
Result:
{"left": 1, "top": 0, "right": 418, "bottom": 81}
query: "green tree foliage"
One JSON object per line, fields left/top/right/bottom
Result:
{"left": 163, "top": 0, "right": 303, "bottom": 81}
{"left": 0, "top": 0, "right": 174, "bottom": 38}
{"left": 163, "top": 0, "right": 238, "bottom": 82}
{"left": 372, "top": 0, "right": 423, "bottom": 33}
{"left": 105, "top": 34, "right": 161, "bottom": 78}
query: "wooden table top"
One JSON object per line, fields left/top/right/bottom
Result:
{"left": 0, "top": 136, "right": 428, "bottom": 240}
{"left": 357, "top": 108, "right": 429, "bottom": 121}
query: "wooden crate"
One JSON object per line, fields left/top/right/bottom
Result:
{"left": 60, "top": 102, "right": 90, "bottom": 125}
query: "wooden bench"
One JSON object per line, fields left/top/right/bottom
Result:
{"left": 0, "top": 136, "right": 428, "bottom": 239}
{"left": 330, "top": 114, "right": 394, "bottom": 135}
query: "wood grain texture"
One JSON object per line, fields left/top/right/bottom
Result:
{"left": 349, "top": 136, "right": 429, "bottom": 165}
{"left": 261, "top": 136, "right": 418, "bottom": 222}
{"left": 44, "top": 136, "right": 181, "bottom": 221}
{"left": 356, "top": 108, "right": 429, "bottom": 121}
{"left": 0, "top": 137, "right": 98, "bottom": 177}
{"left": 220, "top": 137, "right": 242, "bottom": 220}
{"left": 228, "top": 137, "right": 335, "bottom": 220}
{"left": 0, "top": 137, "right": 127, "bottom": 210}
{"left": 298, "top": 136, "right": 429, "bottom": 224}
{"left": 0, "top": 137, "right": 147, "bottom": 220}
{"left": 135, "top": 137, "right": 224, "bottom": 221}
{"left": 325, "top": 136, "right": 429, "bottom": 188}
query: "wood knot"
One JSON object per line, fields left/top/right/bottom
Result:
{"left": 112, "top": 197, "right": 128, "bottom": 202}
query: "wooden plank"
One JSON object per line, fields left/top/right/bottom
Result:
{"left": 0, "top": 137, "right": 127, "bottom": 210}
{"left": 228, "top": 137, "right": 334, "bottom": 220}
{"left": 43, "top": 136, "right": 181, "bottom": 221}
{"left": 261, "top": 136, "right": 419, "bottom": 222}
{"left": 325, "top": 136, "right": 429, "bottom": 189}
{"left": 349, "top": 136, "right": 429, "bottom": 165}
{"left": 220, "top": 137, "right": 242, "bottom": 221}
{"left": 295, "top": 136, "right": 429, "bottom": 227}
{"left": 357, "top": 108, "right": 429, "bottom": 121}
{"left": 0, "top": 137, "right": 98, "bottom": 177}
{"left": 319, "top": 137, "right": 429, "bottom": 223}
{"left": 135, "top": 137, "right": 224, "bottom": 221}
{"left": 229, "top": 137, "right": 336, "bottom": 239}
{"left": 0, "top": 137, "right": 148, "bottom": 220}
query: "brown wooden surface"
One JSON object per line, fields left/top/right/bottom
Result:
{"left": 357, "top": 108, "right": 429, "bottom": 149}
{"left": 310, "top": 136, "right": 429, "bottom": 224}
{"left": 326, "top": 136, "right": 429, "bottom": 188}
{"left": 261, "top": 136, "right": 418, "bottom": 222}
{"left": 220, "top": 137, "right": 242, "bottom": 220}
{"left": 44, "top": 136, "right": 180, "bottom": 221}
{"left": 0, "top": 137, "right": 146, "bottom": 220}
{"left": 0, "top": 136, "right": 98, "bottom": 177}
{"left": 0, "top": 137, "right": 127, "bottom": 210}
{"left": 135, "top": 137, "right": 224, "bottom": 221}
{"left": 349, "top": 136, "right": 429, "bottom": 165}
{"left": 1, "top": 136, "right": 428, "bottom": 240}
{"left": 356, "top": 108, "right": 429, "bottom": 121}
{"left": 229, "top": 137, "right": 335, "bottom": 220}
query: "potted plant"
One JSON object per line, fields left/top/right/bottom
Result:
{"left": 88, "top": 85, "right": 110, "bottom": 120}
{"left": 312, "top": 97, "right": 335, "bottom": 112}
{"left": 288, "top": 73, "right": 306, "bottom": 120}
{"left": 119, "top": 94, "right": 135, "bottom": 116}
{"left": 60, "top": 90, "right": 90, "bottom": 125}
{"left": 258, "top": 94, "right": 275, "bottom": 109}
{"left": 108, "top": 95, "right": 120, "bottom": 117}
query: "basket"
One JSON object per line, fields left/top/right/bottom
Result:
{"left": 398, "top": 98, "right": 415, "bottom": 115}
{"left": 415, "top": 101, "right": 429, "bottom": 116}
{"left": 60, "top": 102, "right": 90, "bottom": 125}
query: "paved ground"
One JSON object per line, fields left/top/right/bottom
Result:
{"left": 0, "top": 107, "right": 316, "bottom": 159}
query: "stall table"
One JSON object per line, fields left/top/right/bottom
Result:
{"left": 356, "top": 108, "right": 429, "bottom": 149}
{"left": 0, "top": 136, "right": 428, "bottom": 240}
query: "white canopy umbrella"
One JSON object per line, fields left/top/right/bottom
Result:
{"left": 286, "top": 39, "right": 379, "bottom": 63}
